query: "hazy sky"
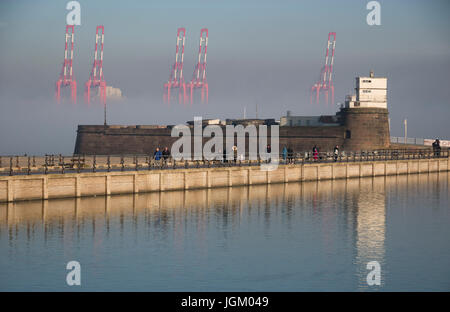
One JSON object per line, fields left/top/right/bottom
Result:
{"left": 0, "top": 0, "right": 449, "bottom": 154}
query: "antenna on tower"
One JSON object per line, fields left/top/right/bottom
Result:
{"left": 56, "top": 25, "right": 77, "bottom": 104}
{"left": 164, "top": 28, "right": 187, "bottom": 105}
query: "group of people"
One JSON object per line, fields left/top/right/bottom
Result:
{"left": 282, "top": 146, "right": 295, "bottom": 163}
{"left": 152, "top": 145, "right": 343, "bottom": 163}
{"left": 153, "top": 147, "right": 171, "bottom": 161}
{"left": 311, "top": 145, "right": 340, "bottom": 162}
{"left": 150, "top": 141, "right": 445, "bottom": 163}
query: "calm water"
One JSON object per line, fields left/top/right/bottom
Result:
{"left": 1, "top": 172, "right": 449, "bottom": 291}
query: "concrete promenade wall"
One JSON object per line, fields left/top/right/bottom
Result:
{"left": 1, "top": 158, "right": 449, "bottom": 203}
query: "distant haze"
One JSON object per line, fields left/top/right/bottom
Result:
{"left": 1, "top": 0, "right": 449, "bottom": 155}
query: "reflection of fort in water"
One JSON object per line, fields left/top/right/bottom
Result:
{"left": 1, "top": 172, "right": 449, "bottom": 284}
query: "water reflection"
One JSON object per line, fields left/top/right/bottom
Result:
{"left": 0, "top": 171, "right": 449, "bottom": 291}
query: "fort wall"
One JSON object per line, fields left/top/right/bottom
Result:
{"left": 74, "top": 108, "right": 390, "bottom": 155}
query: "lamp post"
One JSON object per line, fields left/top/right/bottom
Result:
{"left": 404, "top": 119, "right": 407, "bottom": 144}
{"left": 104, "top": 101, "right": 107, "bottom": 126}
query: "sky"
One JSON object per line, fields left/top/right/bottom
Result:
{"left": 0, "top": 0, "right": 449, "bottom": 154}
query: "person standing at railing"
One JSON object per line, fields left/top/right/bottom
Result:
{"left": 266, "top": 144, "right": 272, "bottom": 163}
{"left": 432, "top": 139, "right": 441, "bottom": 157}
{"left": 154, "top": 147, "right": 162, "bottom": 161}
{"left": 334, "top": 145, "right": 339, "bottom": 162}
{"left": 162, "top": 146, "right": 170, "bottom": 165}
{"left": 162, "top": 147, "right": 170, "bottom": 159}
{"left": 287, "top": 147, "right": 294, "bottom": 164}
{"left": 232, "top": 145, "right": 238, "bottom": 163}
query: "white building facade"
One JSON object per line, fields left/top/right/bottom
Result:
{"left": 344, "top": 71, "right": 387, "bottom": 109}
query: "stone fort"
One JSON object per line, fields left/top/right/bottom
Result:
{"left": 74, "top": 72, "right": 390, "bottom": 155}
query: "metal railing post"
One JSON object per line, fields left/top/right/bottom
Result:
{"left": 77, "top": 155, "right": 81, "bottom": 173}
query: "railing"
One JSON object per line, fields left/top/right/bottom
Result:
{"left": 391, "top": 137, "right": 425, "bottom": 145}
{"left": 391, "top": 136, "right": 450, "bottom": 147}
{"left": 0, "top": 149, "right": 448, "bottom": 176}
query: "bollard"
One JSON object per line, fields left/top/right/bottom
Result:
{"left": 107, "top": 156, "right": 111, "bottom": 172}
{"left": 27, "top": 157, "right": 31, "bottom": 175}
{"left": 9, "top": 157, "right": 13, "bottom": 176}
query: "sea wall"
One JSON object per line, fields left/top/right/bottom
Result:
{"left": 1, "top": 157, "right": 448, "bottom": 203}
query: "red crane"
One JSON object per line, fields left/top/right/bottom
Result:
{"left": 56, "top": 25, "right": 77, "bottom": 104}
{"left": 188, "top": 28, "right": 209, "bottom": 105}
{"left": 85, "top": 26, "right": 106, "bottom": 106}
{"left": 164, "top": 28, "right": 187, "bottom": 105}
{"left": 311, "top": 32, "right": 336, "bottom": 106}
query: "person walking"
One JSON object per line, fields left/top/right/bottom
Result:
{"left": 333, "top": 145, "right": 339, "bottom": 162}
{"left": 313, "top": 145, "right": 319, "bottom": 161}
{"left": 282, "top": 146, "right": 288, "bottom": 163}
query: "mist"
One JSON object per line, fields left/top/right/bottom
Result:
{"left": 1, "top": 0, "right": 449, "bottom": 155}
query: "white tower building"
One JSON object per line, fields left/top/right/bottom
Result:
{"left": 345, "top": 71, "right": 387, "bottom": 109}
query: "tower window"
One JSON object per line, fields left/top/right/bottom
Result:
{"left": 345, "top": 130, "right": 351, "bottom": 139}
